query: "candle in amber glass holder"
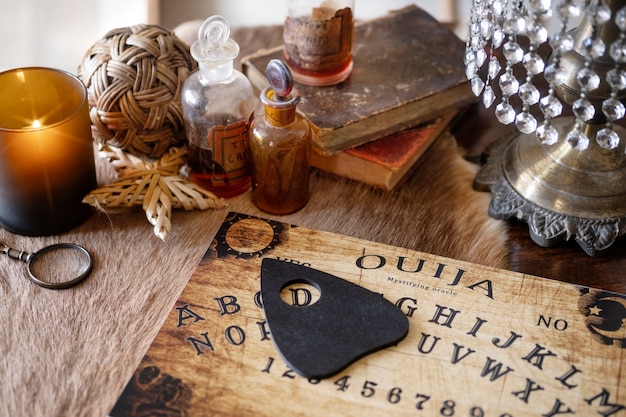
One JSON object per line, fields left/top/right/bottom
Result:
{"left": 0, "top": 67, "right": 97, "bottom": 236}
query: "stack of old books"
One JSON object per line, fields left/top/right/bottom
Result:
{"left": 242, "top": 5, "right": 474, "bottom": 190}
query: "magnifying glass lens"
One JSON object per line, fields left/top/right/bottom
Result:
{"left": 28, "top": 244, "right": 93, "bottom": 289}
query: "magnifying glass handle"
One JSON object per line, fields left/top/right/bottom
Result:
{"left": 0, "top": 242, "right": 33, "bottom": 263}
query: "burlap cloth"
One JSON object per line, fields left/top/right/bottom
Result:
{"left": 0, "top": 25, "right": 508, "bottom": 416}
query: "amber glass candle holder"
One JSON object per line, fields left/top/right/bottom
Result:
{"left": 0, "top": 67, "right": 97, "bottom": 236}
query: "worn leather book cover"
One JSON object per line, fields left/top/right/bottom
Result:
{"left": 110, "top": 212, "right": 626, "bottom": 417}
{"left": 242, "top": 6, "right": 475, "bottom": 155}
{"left": 311, "top": 111, "right": 457, "bottom": 190}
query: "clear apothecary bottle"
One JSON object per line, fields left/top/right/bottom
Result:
{"left": 283, "top": 0, "right": 355, "bottom": 86}
{"left": 181, "top": 15, "right": 255, "bottom": 198}
{"left": 250, "top": 60, "right": 311, "bottom": 214}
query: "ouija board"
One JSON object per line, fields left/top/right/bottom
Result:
{"left": 111, "top": 212, "right": 626, "bottom": 417}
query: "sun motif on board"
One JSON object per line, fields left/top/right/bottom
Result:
{"left": 210, "top": 213, "right": 287, "bottom": 259}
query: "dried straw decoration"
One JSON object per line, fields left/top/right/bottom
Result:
{"left": 84, "top": 145, "right": 227, "bottom": 241}
{"left": 78, "top": 25, "right": 197, "bottom": 158}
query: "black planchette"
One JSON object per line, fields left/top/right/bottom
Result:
{"left": 260, "top": 258, "right": 409, "bottom": 379}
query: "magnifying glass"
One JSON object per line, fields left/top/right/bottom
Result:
{"left": 1, "top": 242, "right": 93, "bottom": 290}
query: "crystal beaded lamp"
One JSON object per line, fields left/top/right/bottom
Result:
{"left": 466, "top": 0, "right": 626, "bottom": 256}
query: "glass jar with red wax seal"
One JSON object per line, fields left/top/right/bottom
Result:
{"left": 283, "top": 0, "right": 355, "bottom": 86}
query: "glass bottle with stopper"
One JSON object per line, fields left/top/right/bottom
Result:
{"left": 181, "top": 15, "right": 255, "bottom": 198}
{"left": 250, "top": 59, "right": 311, "bottom": 214}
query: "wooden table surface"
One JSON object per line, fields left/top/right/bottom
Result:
{"left": 452, "top": 104, "right": 626, "bottom": 295}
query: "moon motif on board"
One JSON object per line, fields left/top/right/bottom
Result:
{"left": 579, "top": 290, "right": 626, "bottom": 347}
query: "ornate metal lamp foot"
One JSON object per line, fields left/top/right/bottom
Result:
{"left": 475, "top": 131, "right": 626, "bottom": 257}
{"left": 465, "top": 0, "right": 626, "bottom": 257}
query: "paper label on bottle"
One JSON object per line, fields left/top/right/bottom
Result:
{"left": 207, "top": 116, "right": 252, "bottom": 185}
{"left": 284, "top": 7, "right": 353, "bottom": 72}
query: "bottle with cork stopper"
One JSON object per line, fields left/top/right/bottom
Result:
{"left": 250, "top": 59, "right": 311, "bottom": 214}
{"left": 181, "top": 15, "right": 255, "bottom": 198}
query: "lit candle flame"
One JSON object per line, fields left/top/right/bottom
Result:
{"left": 31, "top": 119, "right": 41, "bottom": 128}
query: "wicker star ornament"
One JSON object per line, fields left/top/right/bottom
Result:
{"left": 83, "top": 145, "right": 227, "bottom": 241}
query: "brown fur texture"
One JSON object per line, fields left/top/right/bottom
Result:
{"left": 0, "top": 132, "right": 508, "bottom": 417}
{"left": 0, "top": 25, "right": 509, "bottom": 416}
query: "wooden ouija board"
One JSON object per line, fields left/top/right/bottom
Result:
{"left": 111, "top": 212, "right": 626, "bottom": 417}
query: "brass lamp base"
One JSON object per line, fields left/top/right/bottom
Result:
{"left": 474, "top": 118, "right": 626, "bottom": 257}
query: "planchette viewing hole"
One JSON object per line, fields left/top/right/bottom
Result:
{"left": 279, "top": 279, "right": 321, "bottom": 307}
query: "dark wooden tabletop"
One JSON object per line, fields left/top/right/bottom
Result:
{"left": 452, "top": 104, "right": 626, "bottom": 295}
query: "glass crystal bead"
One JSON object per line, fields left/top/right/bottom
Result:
{"left": 466, "top": 61, "right": 478, "bottom": 80}
{"left": 491, "top": 0, "right": 504, "bottom": 17}
{"left": 540, "top": 95, "right": 563, "bottom": 118}
{"left": 576, "top": 68, "right": 600, "bottom": 91}
{"left": 537, "top": 124, "right": 559, "bottom": 145}
{"left": 609, "top": 38, "right": 626, "bottom": 63}
{"left": 523, "top": 52, "right": 545, "bottom": 75}
{"left": 529, "top": 0, "right": 551, "bottom": 14}
{"left": 471, "top": 76, "right": 485, "bottom": 96}
{"left": 572, "top": 98, "right": 596, "bottom": 121}
{"left": 519, "top": 82, "right": 540, "bottom": 105}
{"left": 480, "top": 18, "right": 492, "bottom": 38}
{"left": 495, "top": 102, "right": 516, "bottom": 125}
{"left": 582, "top": 37, "right": 606, "bottom": 59}
{"left": 567, "top": 128, "right": 590, "bottom": 151}
{"left": 475, "top": 48, "right": 487, "bottom": 67}
{"left": 527, "top": 21, "right": 548, "bottom": 44}
{"left": 470, "top": 21, "right": 481, "bottom": 37}
{"left": 492, "top": 27, "right": 505, "bottom": 48}
{"left": 503, "top": 41, "right": 523, "bottom": 64}
{"left": 596, "top": 128, "right": 620, "bottom": 150}
{"left": 607, "top": 68, "right": 626, "bottom": 90}
{"left": 544, "top": 64, "right": 567, "bottom": 85}
{"left": 488, "top": 56, "right": 502, "bottom": 78}
{"left": 550, "top": 33, "right": 574, "bottom": 53}
{"left": 616, "top": 6, "right": 626, "bottom": 32}
{"left": 464, "top": 48, "right": 474, "bottom": 65}
{"left": 504, "top": 13, "right": 526, "bottom": 35}
{"left": 483, "top": 85, "right": 496, "bottom": 108}
{"left": 499, "top": 72, "right": 519, "bottom": 95}
{"left": 470, "top": 34, "right": 483, "bottom": 49}
{"left": 559, "top": 3, "right": 581, "bottom": 20}
{"left": 602, "top": 97, "right": 626, "bottom": 121}
{"left": 466, "top": 47, "right": 478, "bottom": 65}
{"left": 515, "top": 112, "right": 538, "bottom": 134}
{"left": 588, "top": 3, "right": 611, "bottom": 25}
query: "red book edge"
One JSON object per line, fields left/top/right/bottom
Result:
{"left": 344, "top": 123, "right": 440, "bottom": 168}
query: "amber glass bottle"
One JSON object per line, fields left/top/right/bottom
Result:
{"left": 283, "top": 0, "right": 355, "bottom": 86}
{"left": 250, "top": 60, "right": 311, "bottom": 214}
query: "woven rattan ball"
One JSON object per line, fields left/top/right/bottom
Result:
{"left": 78, "top": 25, "right": 197, "bottom": 158}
